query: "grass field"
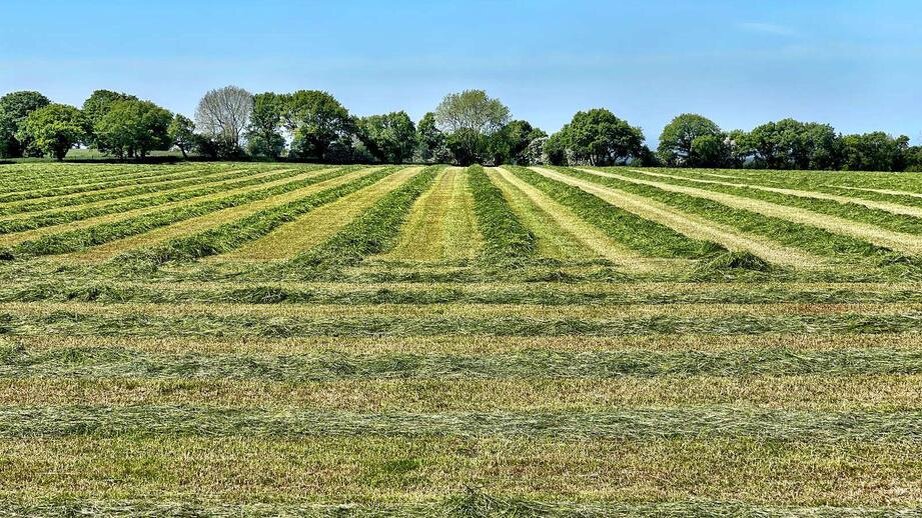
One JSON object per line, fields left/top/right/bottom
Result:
{"left": 2, "top": 162, "right": 922, "bottom": 515}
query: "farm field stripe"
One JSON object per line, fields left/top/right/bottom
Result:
{"left": 8, "top": 345, "right": 922, "bottom": 379}
{"left": 630, "top": 168, "right": 922, "bottom": 218}
{"left": 531, "top": 167, "right": 822, "bottom": 268}
{"left": 5, "top": 374, "right": 922, "bottom": 411}
{"left": 284, "top": 166, "right": 442, "bottom": 273}
{"left": 0, "top": 165, "right": 218, "bottom": 204}
{"left": 0, "top": 167, "right": 338, "bottom": 249}
{"left": 0, "top": 164, "right": 198, "bottom": 195}
{"left": 579, "top": 167, "right": 922, "bottom": 255}
{"left": 59, "top": 167, "right": 365, "bottom": 261}
{"left": 113, "top": 167, "right": 401, "bottom": 266}
{"left": 2, "top": 436, "right": 920, "bottom": 507}
{"left": 496, "top": 167, "right": 652, "bottom": 270}
{"left": 10, "top": 278, "right": 922, "bottom": 305}
{"left": 507, "top": 166, "right": 716, "bottom": 260}
{"left": 224, "top": 166, "right": 422, "bottom": 260}
{"left": 0, "top": 166, "right": 287, "bottom": 219}
{"left": 5, "top": 405, "right": 922, "bottom": 441}
{"left": 469, "top": 165, "right": 537, "bottom": 263}
{"left": 0, "top": 168, "right": 303, "bottom": 235}
{"left": 381, "top": 167, "right": 481, "bottom": 262}
{"left": 2, "top": 303, "right": 922, "bottom": 336}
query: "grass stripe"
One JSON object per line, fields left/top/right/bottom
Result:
{"left": 581, "top": 168, "right": 922, "bottom": 256}
{"left": 469, "top": 165, "right": 537, "bottom": 264}
{"left": 0, "top": 168, "right": 300, "bottom": 235}
{"left": 111, "top": 167, "right": 401, "bottom": 268}
{"left": 3, "top": 167, "right": 349, "bottom": 256}
{"left": 534, "top": 167, "right": 823, "bottom": 268}
{"left": 224, "top": 166, "right": 424, "bottom": 260}
{"left": 6, "top": 345, "right": 922, "bottom": 379}
{"left": 4, "top": 375, "right": 922, "bottom": 411}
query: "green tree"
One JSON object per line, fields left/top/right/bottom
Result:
{"left": 168, "top": 114, "right": 196, "bottom": 159}
{"left": 434, "top": 90, "right": 510, "bottom": 165}
{"left": 283, "top": 90, "right": 352, "bottom": 161}
{"left": 657, "top": 113, "right": 722, "bottom": 166}
{"left": 247, "top": 92, "right": 286, "bottom": 159}
{"left": 487, "top": 120, "right": 547, "bottom": 165}
{"left": 559, "top": 109, "right": 644, "bottom": 166}
{"left": 746, "top": 119, "right": 842, "bottom": 170}
{"left": 0, "top": 91, "right": 50, "bottom": 158}
{"left": 842, "top": 132, "right": 910, "bottom": 171}
{"left": 544, "top": 129, "right": 568, "bottom": 165}
{"left": 690, "top": 134, "right": 729, "bottom": 168}
{"left": 17, "top": 104, "right": 88, "bottom": 160}
{"left": 355, "top": 111, "right": 417, "bottom": 163}
{"left": 82, "top": 90, "right": 138, "bottom": 148}
{"left": 415, "top": 112, "right": 448, "bottom": 163}
{"left": 95, "top": 99, "right": 172, "bottom": 159}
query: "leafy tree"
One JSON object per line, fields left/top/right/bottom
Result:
{"left": 415, "top": 112, "right": 449, "bottom": 163}
{"left": 17, "top": 104, "right": 88, "bottom": 160}
{"left": 195, "top": 85, "right": 253, "bottom": 157}
{"left": 246, "top": 92, "right": 286, "bottom": 159}
{"left": 95, "top": 99, "right": 172, "bottom": 159}
{"left": 83, "top": 90, "right": 138, "bottom": 127}
{"left": 487, "top": 120, "right": 547, "bottom": 165}
{"left": 559, "top": 109, "right": 644, "bottom": 166}
{"left": 657, "top": 114, "right": 722, "bottom": 166}
{"left": 168, "top": 114, "right": 196, "bottom": 159}
{"left": 283, "top": 90, "right": 352, "bottom": 161}
{"left": 744, "top": 119, "right": 842, "bottom": 170}
{"left": 842, "top": 132, "right": 909, "bottom": 171}
{"left": 355, "top": 111, "right": 417, "bottom": 163}
{"left": 544, "top": 130, "right": 568, "bottom": 165}
{"left": 435, "top": 90, "right": 510, "bottom": 165}
{"left": 690, "top": 134, "right": 729, "bottom": 168}
{"left": 0, "top": 91, "right": 50, "bottom": 158}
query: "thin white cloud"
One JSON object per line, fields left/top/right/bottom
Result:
{"left": 738, "top": 22, "right": 796, "bottom": 37}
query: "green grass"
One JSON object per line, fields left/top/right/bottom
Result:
{"left": 3, "top": 162, "right": 922, "bottom": 511}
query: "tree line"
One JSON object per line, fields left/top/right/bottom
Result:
{"left": 1, "top": 87, "right": 920, "bottom": 171}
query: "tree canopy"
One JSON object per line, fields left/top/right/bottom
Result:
{"left": 658, "top": 114, "right": 722, "bottom": 166}
{"left": 355, "top": 111, "right": 417, "bottom": 164}
{"left": 0, "top": 91, "right": 51, "bottom": 158}
{"left": 17, "top": 104, "right": 88, "bottom": 160}
{"left": 95, "top": 99, "right": 172, "bottom": 159}
{"left": 194, "top": 85, "right": 253, "bottom": 157}
{"left": 284, "top": 90, "right": 352, "bottom": 161}
{"left": 552, "top": 109, "right": 645, "bottom": 166}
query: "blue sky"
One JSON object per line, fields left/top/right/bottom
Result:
{"left": 2, "top": 0, "right": 921, "bottom": 143}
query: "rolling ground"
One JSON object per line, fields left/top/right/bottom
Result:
{"left": 1, "top": 162, "right": 922, "bottom": 515}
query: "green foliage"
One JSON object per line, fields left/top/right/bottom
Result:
{"left": 657, "top": 113, "right": 723, "bottom": 166}
{"left": 435, "top": 90, "right": 510, "bottom": 165}
{"left": 16, "top": 104, "right": 89, "bottom": 160}
{"left": 246, "top": 92, "right": 286, "bottom": 159}
{"left": 94, "top": 99, "right": 173, "bottom": 159}
{"left": 689, "top": 134, "right": 729, "bottom": 167}
{"left": 742, "top": 119, "right": 842, "bottom": 170}
{"left": 167, "top": 114, "right": 195, "bottom": 158}
{"left": 550, "top": 109, "right": 645, "bottom": 166}
{"left": 284, "top": 90, "right": 352, "bottom": 161}
{"left": 446, "top": 128, "right": 486, "bottom": 166}
{"left": 0, "top": 91, "right": 50, "bottom": 158}
{"left": 467, "top": 165, "right": 536, "bottom": 263}
{"left": 841, "top": 132, "right": 910, "bottom": 172}
{"left": 486, "top": 120, "right": 547, "bottom": 165}
{"left": 82, "top": 90, "right": 137, "bottom": 128}
{"left": 415, "top": 112, "right": 449, "bottom": 163}
{"left": 355, "top": 111, "right": 417, "bottom": 163}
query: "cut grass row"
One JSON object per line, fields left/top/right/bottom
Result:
{"left": 551, "top": 167, "right": 892, "bottom": 264}
{"left": 8, "top": 344, "right": 922, "bottom": 379}
{"left": 5, "top": 405, "right": 922, "bottom": 441}
{"left": 284, "top": 166, "right": 442, "bottom": 275}
{"left": 2, "top": 167, "right": 354, "bottom": 257}
{"left": 468, "top": 165, "right": 537, "bottom": 264}
{"left": 622, "top": 168, "right": 922, "bottom": 239}
{"left": 225, "top": 166, "right": 427, "bottom": 260}
{"left": 507, "top": 166, "right": 719, "bottom": 260}
{"left": 1, "top": 436, "right": 921, "bottom": 507}
{"left": 0, "top": 165, "right": 290, "bottom": 218}
{"left": 580, "top": 167, "right": 922, "bottom": 257}
{"left": 0, "top": 168, "right": 303, "bottom": 235}
{"left": 5, "top": 374, "right": 922, "bottom": 411}
{"left": 110, "top": 167, "right": 402, "bottom": 269}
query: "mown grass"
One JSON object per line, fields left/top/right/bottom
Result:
{"left": 560, "top": 167, "right": 894, "bottom": 262}
{"left": 284, "top": 166, "right": 442, "bottom": 276}
{"left": 2, "top": 167, "right": 353, "bottom": 258}
{"left": 468, "top": 165, "right": 537, "bottom": 264}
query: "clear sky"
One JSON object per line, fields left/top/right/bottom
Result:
{"left": 2, "top": 0, "right": 920, "bottom": 143}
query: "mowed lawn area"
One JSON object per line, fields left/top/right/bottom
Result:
{"left": 4, "top": 162, "right": 922, "bottom": 515}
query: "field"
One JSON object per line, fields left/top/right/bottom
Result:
{"left": 3, "top": 162, "right": 922, "bottom": 515}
